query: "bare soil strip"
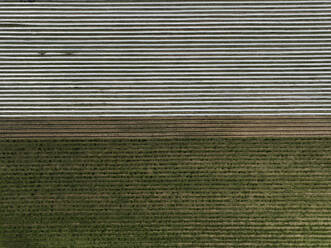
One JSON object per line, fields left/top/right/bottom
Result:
{"left": 1, "top": 116, "right": 331, "bottom": 138}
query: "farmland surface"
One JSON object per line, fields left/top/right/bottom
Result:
{"left": 1, "top": 1, "right": 331, "bottom": 247}
{"left": 0, "top": 137, "right": 330, "bottom": 247}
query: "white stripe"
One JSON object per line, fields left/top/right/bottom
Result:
{"left": 2, "top": 47, "right": 331, "bottom": 51}
{"left": 1, "top": 68, "right": 331, "bottom": 72}
{"left": 3, "top": 17, "right": 331, "bottom": 21}
{"left": 0, "top": 59, "right": 329, "bottom": 63}
{"left": 2, "top": 81, "right": 330, "bottom": 85}
{"left": 1, "top": 76, "right": 331, "bottom": 79}
{"left": 4, "top": 21, "right": 331, "bottom": 25}
{"left": 1, "top": 1, "right": 329, "bottom": 5}
{"left": 1, "top": 113, "right": 329, "bottom": 117}
{"left": 0, "top": 63, "right": 331, "bottom": 67}
{"left": 3, "top": 32, "right": 331, "bottom": 36}
{"left": 2, "top": 4, "right": 331, "bottom": 8}
{"left": 2, "top": 9, "right": 331, "bottom": 13}
{"left": 1, "top": 96, "right": 329, "bottom": 100}
{"left": 3, "top": 25, "right": 331, "bottom": 29}
{"left": 3, "top": 100, "right": 331, "bottom": 104}
{"left": 2, "top": 88, "right": 331, "bottom": 92}
{"left": 1, "top": 72, "right": 331, "bottom": 75}
{"left": 1, "top": 92, "right": 331, "bottom": 96}
{"left": 1, "top": 84, "right": 330, "bottom": 88}
{"left": 2, "top": 53, "right": 331, "bottom": 57}
{"left": 3, "top": 12, "right": 331, "bottom": 16}
{"left": 3, "top": 104, "right": 331, "bottom": 109}
{"left": 1, "top": 108, "right": 331, "bottom": 113}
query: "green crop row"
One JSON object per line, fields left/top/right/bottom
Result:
{"left": 0, "top": 138, "right": 330, "bottom": 247}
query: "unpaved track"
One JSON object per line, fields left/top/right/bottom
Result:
{"left": 1, "top": 116, "right": 331, "bottom": 138}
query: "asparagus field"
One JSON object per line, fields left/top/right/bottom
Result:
{"left": 0, "top": 138, "right": 330, "bottom": 247}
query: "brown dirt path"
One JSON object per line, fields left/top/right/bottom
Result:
{"left": 1, "top": 116, "right": 331, "bottom": 138}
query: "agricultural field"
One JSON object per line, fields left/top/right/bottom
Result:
{"left": 0, "top": 137, "right": 330, "bottom": 247}
{"left": 1, "top": 1, "right": 331, "bottom": 247}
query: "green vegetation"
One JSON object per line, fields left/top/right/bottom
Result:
{"left": 0, "top": 138, "right": 330, "bottom": 247}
